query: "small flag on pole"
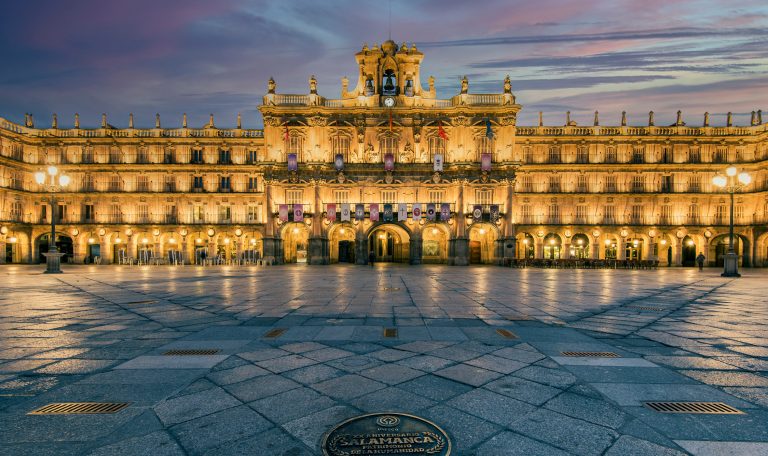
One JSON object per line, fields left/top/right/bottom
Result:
{"left": 438, "top": 120, "right": 449, "bottom": 140}
{"left": 433, "top": 154, "right": 443, "bottom": 172}
{"left": 485, "top": 118, "right": 495, "bottom": 139}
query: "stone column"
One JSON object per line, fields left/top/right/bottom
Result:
{"left": 500, "top": 178, "right": 516, "bottom": 263}
{"left": 451, "top": 180, "right": 469, "bottom": 265}
{"left": 262, "top": 180, "right": 278, "bottom": 263}
{"left": 99, "top": 238, "right": 110, "bottom": 264}
{"left": 674, "top": 239, "right": 683, "bottom": 266}
{"left": 618, "top": 238, "right": 627, "bottom": 261}
{"left": 355, "top": 223, "right": 368, "bottom": 265}
{"left": 127, "top": 237, "right": 136, "bottom": 261}
{"left": 0, "top": 240, "right": 5, "bottom": 264}
{"left": 592, "top": 241, "right": 600, "bottom": 259}
{"left": 535, "top": 238, "right": 544, "bottom": 259}
{"left": 410, "top": 226, "right": 423, "bottom": 265}
{"left": 308, "top": 181, "right": 329, "bottom": 265}
{"left": 564, "top": 241, "right": 572, "bottom": 259}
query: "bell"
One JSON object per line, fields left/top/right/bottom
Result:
{"left": 384, "top": 74, "right": 395, "bottom": 93}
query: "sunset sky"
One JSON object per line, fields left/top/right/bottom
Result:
{"left": 1, "top": 0, "right": 766, "bottom": 128}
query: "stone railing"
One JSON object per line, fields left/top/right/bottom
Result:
{"left": 515, "top": 124, "right": 767, "bottom": 137}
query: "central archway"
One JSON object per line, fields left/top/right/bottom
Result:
{"left": 282, "top": 223, "right": 310, "bottom": 263}
{"left": 367, "top": 223, "right": 410, "bottom": 263}
{"left": 422, "top": 223, "right": 449, "bottom": 264}
{"left": 468, "top": 223, "right": 498, "bottom": 264}
{"left": 329, "top": 222, "right": 356, "bottom": 263}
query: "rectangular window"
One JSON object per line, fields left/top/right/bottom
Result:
{"left": 632, "top": 175, "right": 644, "bottom": 192}
{"left": 475, "top": 189, "right": 493, "bottom": 205}
{"left": 165, "top": 205, "right": 176, "bottom": 223}
{"left": 548, "top": 146, "right": 561, "bottom": 164}
{"left": 219, "top": 205, "right": 231, "bottom": 222}
{"left": 689, "top": 147, "right": 701, "bottom": 163}
{"left": 631, "top": 205, "right": 643, "bottom": 224}
{"left": 247, "top": 204, "right": 261, "bottom": 223}
{"left": 11, "top": 201, "right": 22, "bottom": 220}
{"left": 576, "top": 146, "right": 589, "bottom": 164}
{"left": 247, "top": 150, "right": 258, "bottom": 164}
{"left": 83, "top": 174, "right": 94, "bottom": 192}
{"left": 605, "top": 146, "right": 617, "bottom": 164}
{"left": 137, "top": 175, "right": 149, "bottom": 192}
{"left": 548, "top": 205, "right": 559, "bottom": 223}
{"left": 287, "top": 135, "right": 304, "bottom": 161}
{"left": 548, "top": 175, "right": 561, "bottom": 192}
{"left": 110, "top": 203, "right": 121, "bottom": 223}
{"left": 476, "top": 137, "right": 493, "bottom": 160}
{"left": 41, "top": 204, "right": 47, "bottom": 222}
{"left": 428, "top": 136, "right": 446, "bottom": 161}
{"left": 519, "top": 205, "right": 532, "bottom": 223}
{"left": 248, "top": 177, "right": 258, "bottom": 191}
{"left": 193, "top": 205, "right": 205, "bottom": 223}
{"left": 334, "top": 190, "right": 350, "bottom": 204}
{"left": 109, "top": 147, "right": 121, "bottom": 164}
{"left": 137, "top": 204, "right": 149, "bottom": 223}
{"left": 191, "top": 149, "right": 203, "bottom": 164}
{"left": 193, "top": 176, "right": 204, "bottom": 190}
{"left": 285, "top": 189, "right": 303, "bottom": 205}
{"left": 332, "top": 136, "right": 351, "bottom": 161}
{"left": 603, "top": 205, "right": 615, "bottom": 223}
{"left": 689, "top": 175, "right": 701, "bottom": 193}
{"left": 575, "top": 205, "right": 587, "bottom": 223}
{"left": 381, "top": 190, "right": 397, "bottom": 204}
{"left": 219, "top": 176, "right": 231, "bottom": 191}
{"left": 605, "top": 175, "right": 617, "bottom": 192}
{"left": 84, "top": 204, "right": 95, "bottom": 222}
{"left": 632, "top": 146, "right": 644, "bottom": 164}
{"left": 662, "top": 175, "right": 673, "bottom": 193}
{"left": 735, "top": 205, "right": 744, "bottom": 223}
{"left": 688, "top": 204, "right": 699, "bottom": 224}
{"left": 577, "top": 175, "right": 588, "bottom": 193}
{"left": 523, "top": 146, "right": 534, "bottom": 164}
{"left": 660, "top": 205, "right": 671, "bottom": 224}
{"left": 218, "top": 149, "right": 231, "bottom": 164}
{"left": 165, "top": 175, "right": 175, "bottom": 192}
{"left": 716, "top": 205, "right": 727, "bottom": 224}
{"left": 163, "top": 149, "right": 174, "bottom": 164}
{"left": 428, "top": 190, "right": 444, "bottom": 203}
{"left": 713, "top": 146, "right": 727, "bottom": 163}
{"left": 110, "top": 175, "right": 121, "bottom": 192}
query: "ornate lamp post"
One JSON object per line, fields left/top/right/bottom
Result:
{"left": 712, "top": 166, "right": 751, "bottom": 277}
{"left": 34, "top": 166, "right": 70, "bottom": 273}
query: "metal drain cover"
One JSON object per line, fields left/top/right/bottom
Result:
{"left": 561, "top": 351, "right": 621, "bottom": 358}
{"left": 643, "top": 402, "right": 744, "bottom": 414}
{"left": 29, "top": 402, "right": 130, "bottom": 415}
{"left": 496, "top": 329, "right": 518, "bottom": 339}
{"left": 163, "top": 349, "right": 220, "bottom": 356}
{"left": 625, "top": 305, "right": 664, "bottom": 311}
{"left": 384, "top": 328, "right": 398, "bottom": 338}
{"left": 264, "top": 328, "right": 287, "bottom": 338}
{"left": 381, "top": 287, "right": 401, "bottom": 292}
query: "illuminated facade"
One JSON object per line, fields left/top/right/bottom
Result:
{"left": 1, "top": 40, "right": 767, "bottom": 267}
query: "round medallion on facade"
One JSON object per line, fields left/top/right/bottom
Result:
{"left": 322, "top": 412, "right": 451, "bottom": 456}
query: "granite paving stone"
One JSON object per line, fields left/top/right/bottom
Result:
{"left": 421, "top": 404, "right": 502, "bottom": 453}
{"left": 469, "top": 431, "right": 572, "bottom": 456}
{"left": 153, "top": 386, "right": 242, "bottom": 426}
{"left": 433, "top": 363, "right": 503, "bottom": 386}
{"left": 222, "top": 374, "right": 301, "bottom": 402}
{"left": 448, "top": 388, "right": 537, "bottom": 426}
{"left": 509, "top": 408, "right": 619, "bottom": 456}
{"left": 311, "top": 374, "right": 387, "bottom": 400}
{"left": 169, "top": 405, "right": 272, "bottom": 455}
{"left": 249, "top": 387, "right": 335, "bottom": 423}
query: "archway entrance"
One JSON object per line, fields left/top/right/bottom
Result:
{"left": 571, "top": 233, "right": 590, "bottom": 259}
{"left": 283, "top": 223, "right": 310, "bottom": 263}
{"left": 543, "top": 233, "right": 561, "bottom": 259}
{"left": 36, "top": 233, "right": 73, "bottom": 263}
{"left": 682, "top": 236, "right": 696, "bottom": 266}
{"left": 368, "top": 224, "right": 410, "bottom": 263}
{"left": 468, "top": 223, "right": 498, "bottom": 264}
{"left": 517, "top": 233, "right": 534, "bottom": 259}
{"left": 329, "top": 223, "right": 356, "bottom": 263}
{"left": 712, "top": 234, "right": 741, "bottom": 267}
{"left": 626, "top": 238, "right": 644, "bottom": 261}
{"left": 422, "top": 224, "right": 449, "bottom": 264}
{"left": 604, "top": 236, "right": 618, "bottom": 259}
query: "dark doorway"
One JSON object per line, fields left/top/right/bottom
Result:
{"left": 469, "top": 241, "right": 482, "bottom": 264}
{"left": 37, "top": 234, "right": 73, "bottom": 263}
{"left": 87, "top": 244, "right": 100, "bottom": 263}
{"left": 715, "top": 236, "right": 739, "bottom": 267}
{"left": 338, "top": 240, "right": 355, "bottom": 263}
{"left": 682, "top": 236, "right": 696, "bottom": 266}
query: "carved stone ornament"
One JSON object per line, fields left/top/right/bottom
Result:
{"left": 385, "top": 172, "right": 394, "bottom": 184}
{"left": 452, "top": 116, "right": 471, "bottom": 127}
{"left": 264, "top": 117, "right": 281, "bottom": 127}
{"left": 289, "top": 171, "right": 299, "bottom": 183}
{"left": 499, "top": 116, "right": 516, "bottom": 126}
{"left": 432, "top": 172, "right": 441, "bottom": 184}
{"left": 480, "top": 171, "right": 489, "bottom": 183}
{"left": 308, "top": 116, "right": 328, "bottom": 127}
{"left": 337, "top": 171, "right": 346, "bottom": 184}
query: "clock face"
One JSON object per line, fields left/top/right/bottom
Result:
{"left": 384, "top": 97, "right": 395, "bottom": 107}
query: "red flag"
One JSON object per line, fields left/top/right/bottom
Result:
{"left": 283, "top": 123, "right": 289, "bottom": 141}
{"left": 438, "top": 120, "right": 449, "bottom": 140}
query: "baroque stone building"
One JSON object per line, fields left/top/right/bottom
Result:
{"left": 1, "top": 40, "right": 767, "bottom": 267}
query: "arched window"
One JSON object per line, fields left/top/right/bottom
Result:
{"left": 379, "top": 135, "right": 399, "bottom": 160}
{"left": 476, "top": 137, "right": 494, "bottom": 161}
{"left": 332, "top": 135, "right": 351, "bottom": 162}
{"left": 286, "top": 134, "right": 304, "bottom": 162}
{"left": 428, "top": 136, "right": 446, "bottom": 161}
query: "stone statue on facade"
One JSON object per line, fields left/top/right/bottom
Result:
{"left": 400, "top": 142, "right": 413, "bottom": 163}
{"left": 460, "top": 76, "right": 469, "bottom": 94}
{"left": 366, "top": 143, "right": 378, "bottom": 163}
{"left": 504, "top": 75, "right": 511, "bottom": 94}
{"left": 268, "top": 77, "right": 276, "bottom": 94}
{"left": 309, "top": 75, "right": 317, "bottom": 94}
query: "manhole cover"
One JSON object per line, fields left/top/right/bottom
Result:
{"left": 322, "top": 412, "right": 452, "bottom": 455}
{"left": 163, "top": 349, "right": 221, "bottom": 356}
{"left": 643, "top": 402, "right": 744, "bottom": 414}
{"left": 28, "top": 402, "right": 130, "bottom": 415}
{"left": 561, "top": 351, "right": 620, "bottom": 358}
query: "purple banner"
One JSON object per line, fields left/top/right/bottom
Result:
{"left": 293, "top": 204, "right": 303, "bottom": 222}
{"left": 384, "top": 153, "right": 394, "bottom": 171}
{"left": 279, "top": 204, "right": 289, "bottom": 222}
{"left": 327, "top": 203, "right": 336, "bottom": 222}
{"left": 440, "top": 203, "right": 451, "bottom": 221}
{"left": 287, "top": 153, "right": 298, "bottom": 171}
{"left": 481, "top": 153, "right": 491, "bottom": 171}
{"left": 426, "top": 203, "right": 436, "bottom": 221}
{"left": 369, "top": 203, "right": 379, "bottom": 221}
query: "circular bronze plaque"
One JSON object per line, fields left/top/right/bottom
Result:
{"left": 321, "top": 412, "right": 452, "bottom": 455}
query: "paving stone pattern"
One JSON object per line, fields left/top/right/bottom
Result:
{"left": 0, "top": 264, "right": 766, "bottom": 455}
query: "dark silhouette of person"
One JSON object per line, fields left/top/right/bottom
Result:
{"left": 368, "top": 251, "right": 375, "bottom": 266}
{"left": 696, "top": 252, "right": 705, "bottom": 271}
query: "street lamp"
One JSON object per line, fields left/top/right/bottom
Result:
{"left": 34, "top": 166, "right": 70, "bottom": 273}
{"left": 712, "top": 166, "right": 751, "bottom": 277}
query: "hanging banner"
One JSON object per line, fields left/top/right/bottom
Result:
{"left": 355, "top": 204, "right": 365, "bottom": 221}
{"left": 383, "top": 204, "right": 393, "bottom": 222}
{"left": 490, "top": 204, "right": 500, "bottom": 222}
{"left": 341, "top": 203, "right": 351, "bottom": 222}
{"left": 426, "top": 203, "right": 436, "bottom": 221}
{"left": 440, "top": 203, "right": 451, "bottom": 221}
{"left": 412, "top": 203, "right": 422, "bottom": 221}
{"left": 384, "top": 153, "right": 394, "bottom": 171}
{"left": 287, "top": 153, "right": 298, "bottom": 171}
{"left": 279, "top": 204, "right": 289, "bottom": 222}
{"left": 334, "top": 154, "right": 344, "bottom": 171}
{"left": 293, "top": 204, "right": 304, "bottom": 222}
{"left": 472, "top": 204, "right": 483, "bottom": 222}
{"left": 481, "top": 153, "right": 492, "bottom": 171}
{"left": 327, "top": 203, "right": 337, "bottom": 222}
{"left": 398, "top": 203, "right": 408, "bottom": 221}
{"left": 433, "top": 154, "right": 443, "bottom": 172}
{"left": 369, "top": 203, "right": 380, "bottom": 221}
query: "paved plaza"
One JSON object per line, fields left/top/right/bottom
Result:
{"left": 0, "top": 264, "right": 767, "bottom": 455}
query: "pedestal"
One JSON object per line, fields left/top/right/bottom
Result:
{"left": 308, "top": 237, "right": 329, "bottom": 265}
{"left": 409, "top": 236, "right": 423, "bottom": 265}
{"left": 721, "top": 252, "right": 741, "bottom": 277}
{"left": 450, "top": 237, "right": 469, "bottom": 266}
{"left": 262, "top": 237, "right": 281, "bottom": 264}
{"left": 43, "top": 251, "right": 65, "bottom": 274}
